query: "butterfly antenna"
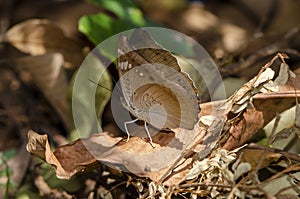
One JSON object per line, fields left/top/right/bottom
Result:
{"left": 88, "top": 49, "right": 122, "bottom": 93}
{"left": 88, "top": 79, "right": 112, "bottom": 92}
{"left": 110, "top": 74, "right": 123, "bottom": 93}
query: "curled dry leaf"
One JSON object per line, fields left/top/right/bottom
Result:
{"left": 220, "top": 53, "right": 299, "bottom": 150}
{"left": 26, "top": 129, "right": 100, "bottom": 179}
{"left": 225, "top": 53, "right": 289, "bottom": 115}
{"left": 199, "top": 53, "right": 300, "bottom": 151}
{"left": 14, "top": 53, "right": 72, "bottom": 130}
{"left": 222, "top": 108, "right": 264, "bottom": 150}
{"left": 200, "top": 89, "right": 300, "bottom": 150}
{"left": 252, "top": 63, "right": 300, "bottom": 127}
{"left": 26, "top": 125, "right": 207, "bottom": 186}
{"left": 229, "top": 67, "right": 275, "bottom": 114}
{"left": 4, "top": 19, "right": 84, "bottom": 68}
{"left": 273, "top": 63, "right": 290, "bottom": 86}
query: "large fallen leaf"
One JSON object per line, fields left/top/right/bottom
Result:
{"left": 4, "top": 19, "right": 84, "bottom": 68}
{"left": 27, "top": 125, "right": 207, "bottom": 186}
{"left": 14, "top": 53, "right": 72, "bottom": 130}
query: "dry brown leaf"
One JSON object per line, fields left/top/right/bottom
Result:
{"left": 201, "top": 53, "right": 299, "bottom": 150}
{"left": 14, "top": 53, "right": 72, "bottom": 130}
{"left": 26, "top": 129, "right": 100, "bottom": 179}
{"left": 222, "top": 54, "right": 299, "bottom": 149}
{"left": 4, "top": 19, "right": 84, "bottom": 68}
{"left": 239, "top": 148, "right": 283, "bottom": 171}
{"left": 26, "top": 130, "right": 73, "bottom": 179}
{"left": 243, "top": 66, "right": 300, "bottom": 126}
{"left": 224, "top": 53, "right": 289, "bottom": 115}
{"left": 26, "top": 125, "right": 207, "bottom": 186}
{"left": 200, "top": 90, "right": 300, "bottom": 150}
{"left": 83, "top": 125, "right": 207, "bottom": 185}
{"left": 26, "top": 130, "right": 49, "bottom": 160}
{"left": 222, "top": 108, "right": 264, "bottom": 150}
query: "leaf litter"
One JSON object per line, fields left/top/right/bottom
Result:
{"left": 0, "top": 1, "right": 297, "bottom": 197}
{"left": 1, "top": 1, "right": 294, "bottom": 198}
{"left": 5, "top": 8, "right": 300, "bottom": 197}
{"left": 26, "top": 52, "right": 300, "bottom": 198}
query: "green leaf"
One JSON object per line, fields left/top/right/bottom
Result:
{"left": 79, "top": 0, "right": 157, "bottom": 48}
{"left": 70, "top": 52, "right": 112, "bottom": 139}
{"left": 87, "top": 0, "right": 138, "bottom": 18}
{"left": 79, "top": 13, "right": 117, "bottom": 46}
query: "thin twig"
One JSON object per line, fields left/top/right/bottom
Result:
{"left": 275, "top": 184, "right": 300, "bottom": 196}
{"left": 255, "top": 114, "right": 281, "bottom": 174}
{"left": 247, "top": 143, "right": 300, "bottom": 162}
{"left": 261, "top": 163, "right": 300, "bottom": 186}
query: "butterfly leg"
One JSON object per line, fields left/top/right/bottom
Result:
{"left": 144, "top": 122, "right": 155, "bottom": 148}
{"left": 124, "top": 118, "right": 139, "bottom": 142}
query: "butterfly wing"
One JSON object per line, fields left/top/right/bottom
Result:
{"left": 117, "top": 29, "right": 200, "bottom": 130}
{"left": 117, "top": 34, "right": 144, "bottom": 110}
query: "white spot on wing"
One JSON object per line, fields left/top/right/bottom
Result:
{"left": 120, "top": 61, "right": 128, "bottom": 70}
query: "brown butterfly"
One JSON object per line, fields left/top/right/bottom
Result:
{"left": 117, "top": 28, "right": 200, "bottom": 146}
